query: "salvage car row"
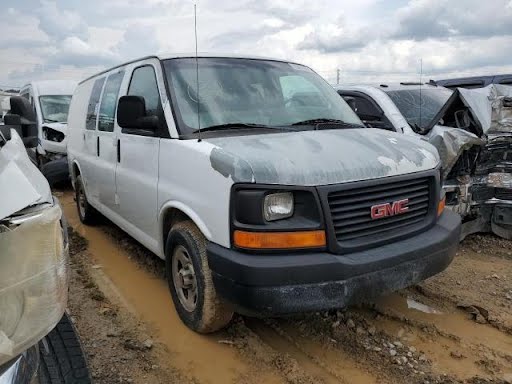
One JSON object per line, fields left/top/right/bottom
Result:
{"left": 1, "top": 54, "right": 511, "bottom": 382}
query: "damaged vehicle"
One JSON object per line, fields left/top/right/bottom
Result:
{"left": 19, "top": 80, "right": 77, "bottom": 185}
{"left": 0, "top": 98, "right": 90, "bottom": 383}
{"left": 435, "top": 74, "right": 512, "bottom": 90}
{"left": 67, "top": 54, "right": 460, "bottom": 333}
{"left": 335, "top": 83, "right": 512, "bottom": 239}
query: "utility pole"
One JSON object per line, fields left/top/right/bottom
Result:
{"left": 336, "top": 68, "right": 340, "bottom": 84}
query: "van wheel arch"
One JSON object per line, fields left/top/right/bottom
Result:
{"left": 71, "top": 161, "right": 81, "bottom": 187}
{"left": 162, "top": 208, "right": 190, "bottom": 255}
{"left": 161, "top": 207, "right": 211, "bottom": 256}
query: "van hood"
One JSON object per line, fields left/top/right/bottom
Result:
{"left": 206, "top": 129, "right": 439, "bottom": 186}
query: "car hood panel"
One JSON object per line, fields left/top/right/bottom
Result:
{"left": 206, "top": 128, "right": 439, "bottom": 186}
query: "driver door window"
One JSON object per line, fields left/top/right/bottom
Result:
{"left": 128, "top": 66, "right": 161, "bottom": 118}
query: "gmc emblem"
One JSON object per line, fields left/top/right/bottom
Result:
{"left": 371, "top": 199, "right": 409, "bottom": 219}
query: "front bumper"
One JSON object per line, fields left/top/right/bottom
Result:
{"left": 0, "top": 345, "right": 38, "bottom": 384}
{"left": 208, "top": 210, "right": 461, "bottom": 316}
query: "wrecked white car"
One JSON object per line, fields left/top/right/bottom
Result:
{"left": 336, "top": 83, "right": 512, "bottom": 239}
{"left": 0, "top": 114, "right": 90, "bottom": 383}
{"left": 67, "top": 54, "right": 460, "bottom": 333}
{"left": 18, "top": 81, "right": 77, "bottom": 185}
{"left": 19, "top": 81, "right": 76, "bottom": 164}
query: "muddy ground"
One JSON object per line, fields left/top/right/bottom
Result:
{"left": 58, "top": 190, "right": 512, "bottom": 384}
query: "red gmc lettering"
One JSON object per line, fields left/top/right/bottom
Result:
{"left": 370, "top": 199, "right": 409, "bottom": 219}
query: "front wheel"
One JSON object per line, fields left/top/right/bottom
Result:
{"left": 166, "top": 221, "right": 233, "bottom": 333}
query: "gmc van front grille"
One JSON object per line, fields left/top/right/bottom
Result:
{"left": 319, "top": 172, "right": 438, "bottom": 253}
{"left": 495, "top": 188, "right": 512, "bottom": 200}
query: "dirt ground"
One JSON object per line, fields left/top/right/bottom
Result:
{"left": 57, "top": 190, "right": 512, "bottom": 384}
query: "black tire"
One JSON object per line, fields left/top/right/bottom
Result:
{"left": 38, "top": 313, "right": 92, "bottom": 384}
{"left": 75, "top": 175, "right": 96, "bottom": 225}
{"left": 166, "top": 221, "right": 233, "bottom": 333}
{"left": 41, "top": 158, "right": 70, "bottom": 187}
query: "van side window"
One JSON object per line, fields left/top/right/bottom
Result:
{"left": 128, "top": 66, "right": 160, "bottom": 117}
{"left": 98, "top": 71, "right": 124, "bottom": 132}
{"left": 86, "top": 78, "right": 105, "bottom": 130}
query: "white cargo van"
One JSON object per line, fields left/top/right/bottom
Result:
{"left": 20, "top": 80, "right": 77, "bottom": 165}
{"left": 67, "top": 54, "right": 461, "bottom": 333}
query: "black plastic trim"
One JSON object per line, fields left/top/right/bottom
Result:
{"left": 208, "top": 210, "right": 461, "bottom": 315}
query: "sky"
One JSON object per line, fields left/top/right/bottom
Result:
{"left": 1, "top": 0, "right": 511, "bottom": 88}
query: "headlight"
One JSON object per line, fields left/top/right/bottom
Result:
{"left": 0, "top": 204, "right": 68, "bottom": 366}
{"left": 263, "top": 192, "right": 294, "bottom": 221}
{"left": 232, "top": 186, "right": 325, "bottom": 250}
{"left": 42, "top": 127, "right": 65, "bottom": 143}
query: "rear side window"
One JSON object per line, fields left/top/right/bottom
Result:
{"left": 86, "top": 78, "right": 105, "bottom": 130}
{"left": 98, "top": 71, "right": 125, "bottom": 132}
{"left": 128, "top": 66, "right": 161, "bottom": 117}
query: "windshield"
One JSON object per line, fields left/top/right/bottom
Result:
{"left": 163, "top": 58, "right": 362, "bottom": 134}
{"left": 39, "top": 95, "right": 72, "bottom": 123}
{"left": 385, "top": 88, "right": 453, "bottom": 131}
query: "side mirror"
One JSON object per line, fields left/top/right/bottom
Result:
{"left": 117, "top": 95, "right": 159, "bottom": 131}
{"left": 3, "top": 114, "right": 21, "bottom": 126}
{"left": 22, "top": 136, "right": 39, "bottom": 148}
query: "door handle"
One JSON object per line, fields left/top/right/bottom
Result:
{"left": 96, "top": 136, "right": 100, "bottom": 156}
{"left": 117, "top": 139, "right": 121, "bottom": 163}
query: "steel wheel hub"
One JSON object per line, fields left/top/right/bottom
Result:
{"left": 172, "top": 245, "right": 198, "bottom": 312}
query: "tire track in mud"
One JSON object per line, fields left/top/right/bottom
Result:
{"left": 246, "top": 318, "right": 382, "bottom": 384}
{"left": 358, "top": 293, "right": 512, "bottom": 381}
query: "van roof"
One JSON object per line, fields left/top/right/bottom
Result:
{"left": 22, "top": 80, "right": 78, "bottom": 96}
{"left": 79, "top": 53, "right": 307, "bottom": 85}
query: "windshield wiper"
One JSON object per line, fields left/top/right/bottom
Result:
{"left": 193, "top": 123, "right": 274, "bottom": 133}
{"left": 44, "top": 118, "right": 59, "bottom": 123}
{"left": 291, "top": 118, "right": 365, "bottom": 129}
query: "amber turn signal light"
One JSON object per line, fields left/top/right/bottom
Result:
{"left": 437, "top": 196, "right": 446, "bottom": 216}
{"left": 233, "top": 230, "right": 326, "bottom": 250}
